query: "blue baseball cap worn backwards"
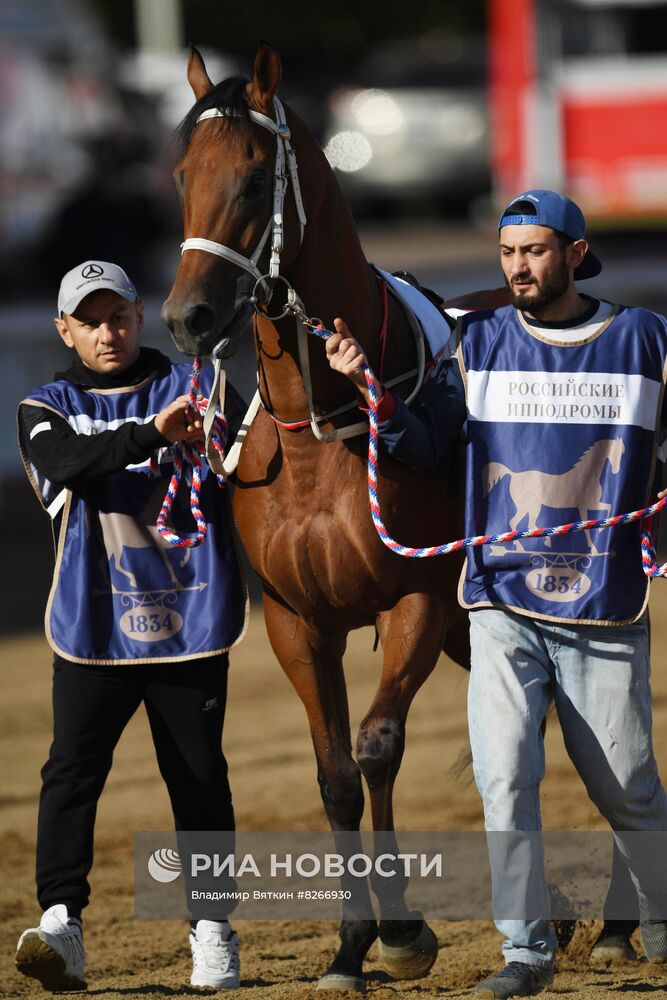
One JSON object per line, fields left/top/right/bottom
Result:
{"left": 498, "top": 189, "right": 602, "bottom": 280}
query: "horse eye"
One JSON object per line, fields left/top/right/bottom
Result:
{"left": 241, "top": 172, "right": 266, "bottom": 199}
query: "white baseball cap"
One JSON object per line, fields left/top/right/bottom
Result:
{"left": 57, "top": 260, "right": 139, "bottom": 316}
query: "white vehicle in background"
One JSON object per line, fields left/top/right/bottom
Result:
{"left": 323, "top": 36, "right": 490, "bottom": 216}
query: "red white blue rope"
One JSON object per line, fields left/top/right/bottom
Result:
{"left": 153, "top": 357, "right": 228, "bottom": 549}
{"left": 309, "top": 323, "right": 667, "bottom": 578}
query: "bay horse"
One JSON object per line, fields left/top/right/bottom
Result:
{"left": 162, "top": 42, "right": 474, "bottom": 991}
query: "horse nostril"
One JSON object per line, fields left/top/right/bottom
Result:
{"left": 160, "top": 300, "right": 178, "bottom": 332}
{"left": 185, "top": 304, "right": 216, "bottom": 336}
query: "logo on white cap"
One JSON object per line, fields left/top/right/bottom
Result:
{"left": 57, "top": 260, "right": 138, "bottom": 316}
{"left": 82, "top": 263, "right": 104, "bottom": 279}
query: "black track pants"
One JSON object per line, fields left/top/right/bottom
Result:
{"left": 36, "top": 653, "right": 234, "bottom": 916}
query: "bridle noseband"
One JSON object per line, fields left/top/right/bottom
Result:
{"left": 180, "top": 96, "right": 308, "bottom": 286}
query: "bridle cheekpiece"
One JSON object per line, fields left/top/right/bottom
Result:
{"left": 180, "top": 96, "right": 308, "bottom": 286}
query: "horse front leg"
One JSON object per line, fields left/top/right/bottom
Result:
{"left": 585, "top": 502, "right": 610, "bottom": 553}
{"left": 261, "top": 591, "right": 378, "bottom": 992}
{"left": 356, "top": 593, "right": 447, "bottom": 981}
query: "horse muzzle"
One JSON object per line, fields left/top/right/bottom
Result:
{"left": 161, "top": 296, "right": 252, "bottom": 358}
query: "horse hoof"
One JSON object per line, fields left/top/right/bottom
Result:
{"left": 377, "top": 921, "right": 438, "bottom": 979}
{"left": 316, "top": 972, "right": 366, "bottom": 992}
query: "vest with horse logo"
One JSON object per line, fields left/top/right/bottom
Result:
{"left": 19, "top": 364, "right": 247, "bottom": 663}
{"left": 457, "top": 302, "right": 667, "bottom": 624}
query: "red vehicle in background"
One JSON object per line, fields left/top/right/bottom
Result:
{"left": 489, "top": 0, "right": 667, "bottom": 222}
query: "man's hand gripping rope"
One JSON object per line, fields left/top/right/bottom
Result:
{"left": 152, "top": 356, "right": 228, "bottom": 548}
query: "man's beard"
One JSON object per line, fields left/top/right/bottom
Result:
{"left": 506, "top": 258, "right": 570, "bottom": 314}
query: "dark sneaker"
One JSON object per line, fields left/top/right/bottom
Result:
{"left": 640, "top": 921, "right": 667, "bottom": 964}
{"left": 474, "top": 961, "right": 554, "bottom": 998}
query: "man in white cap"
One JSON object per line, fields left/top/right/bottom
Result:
{"left": 325, "top": 191, "right": 667, "bottom": 997}
{"left": 15, "top": 261, "right": 247, "bottom": 991}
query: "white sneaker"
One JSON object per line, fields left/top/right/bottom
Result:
{"left": 15, "top": 904, "right": 86, "bottom": 991}
{"left": 190, "top": 920, "right": 240, "bottom": 990}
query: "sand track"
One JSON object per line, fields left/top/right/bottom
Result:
{"left": 3, "top": 594, "right": 667, "bottom": 998}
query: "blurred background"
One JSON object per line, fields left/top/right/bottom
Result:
{"left": 2, "top": 0, "right": 667, "bottom": 631}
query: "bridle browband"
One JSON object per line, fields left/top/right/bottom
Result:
{"left": 180, "top": 96, "right": 308, "bottom": 284}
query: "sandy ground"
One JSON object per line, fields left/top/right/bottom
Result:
{"left": 3, "top": 587, "right": 667, "bottom": 999}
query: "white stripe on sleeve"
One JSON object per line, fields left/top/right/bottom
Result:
{"left": 29, "top": 421, "right": 52, "bottom": 440}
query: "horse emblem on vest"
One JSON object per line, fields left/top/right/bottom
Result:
{"left": 97, "top": 510, "right": 192, "bottom": 591}
{"left": 483, "top": 437, "right": 625, "bottom": 554}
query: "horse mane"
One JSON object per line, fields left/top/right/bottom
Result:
{"left": 176, "top": 76, "right": 252, "bottom": 153}
{"left": 571, "top": 436, "right": 618, "bottom": 471}
{"left": 483, "top": 462, "right": 510, "bottom": 496}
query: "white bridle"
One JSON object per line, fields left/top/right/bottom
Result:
{"left": 180, "top": 96, "right": 308, "bottom": 283}
{"left": 179, "top": 93, "right": 426, "bottom": 459}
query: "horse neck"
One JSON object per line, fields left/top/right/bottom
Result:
{"left": 255, "top": 145, "right": 387, "bottom": 422}
{"left": 289, "top": 164, "right": 383, "bottom": 354}
{"left": 576, "top": 438, "right": 617, "bottom": 475}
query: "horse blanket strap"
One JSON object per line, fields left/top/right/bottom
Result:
{"left": 221, "top": 390, "right": 262, "bottom": 476}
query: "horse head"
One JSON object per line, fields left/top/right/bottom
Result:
{"left": 610, "top": 435, "right": 626, "bottom": 474}
{"left": 161, "top": 43, "right": 318, "bottom": 358}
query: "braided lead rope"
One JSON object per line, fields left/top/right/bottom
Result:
{"left": 308, "top": 324, "right": 667, "bottom": 577}
{"left": 641, "top": 529, "right": 667, "bottom": 578}
{"left": 153, "top": 358, "right": 228, "bottom": 549}
{"left": 187, "top": 356, "right": 229, "bottom": 484}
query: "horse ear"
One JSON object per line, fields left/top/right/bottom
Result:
{"left": 246, "top": 41, "right": 281, "bottom": 114}
{"left": 187, "top": 45, "right": 214, "bottom": 101}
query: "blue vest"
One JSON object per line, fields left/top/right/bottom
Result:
{"left": 457, "top": 303, "right": 667, "bottom": 624}
{"left": 19, "top": 364, "right": 248, "bottom": 663}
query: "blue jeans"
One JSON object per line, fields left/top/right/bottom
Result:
{"left": 468, "top": 607, "right": 667, "bottom": 969}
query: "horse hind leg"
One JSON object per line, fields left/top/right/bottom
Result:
{"left": 583, "top": 503, "right": 609, "bottom": 553}
{"left": 507, "top": 507, "right": 531, "bottom": 552}
{"left": 261, "top": 592, "right": 377, "bottom": 992}
{"left": 355, "top": 595, "right": 446, "bottom": 981}
{"left": 159, "top": 548, "right": 183, "bottom": 588}
{"left": 147, "top": 528, "right": 185, "bottom": 587}
{"left": 113, "top": 554, "right": 138, "bottom": 589}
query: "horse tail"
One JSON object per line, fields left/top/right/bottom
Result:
{"left": 483, "top": 462, "right": 511, "bottom": 497}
